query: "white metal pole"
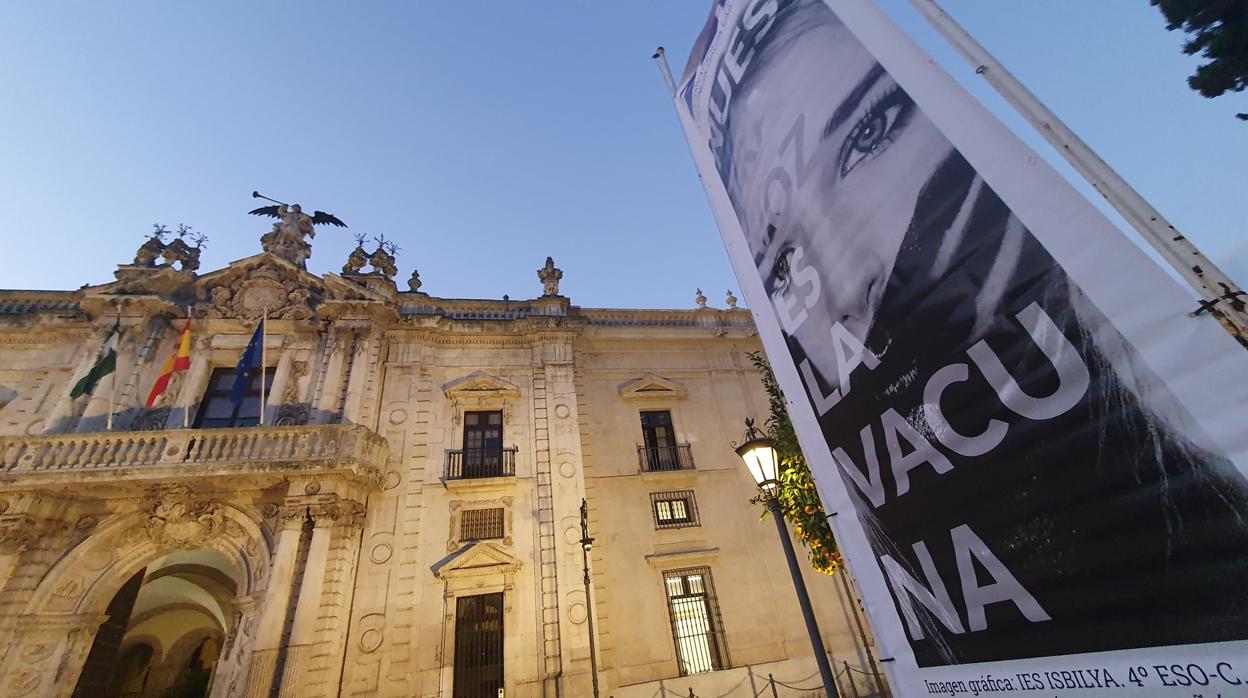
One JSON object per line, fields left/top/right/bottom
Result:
{"left": 652, "top": 47, "right": 678, "bottom": 98}
{"left": 107, "top": 312, "right": 118, "bottom": 431}
{"left": 908, "top": 0, "right": 1248, "bottom": 342}
{"left": 183, "top": 307, "right": 191, "bottom": 429}
{"left": 107, "top": 360, "right": 116, "bottom": 432}
{"left": 260, "top": 308, "right": 267, "bottom": 427}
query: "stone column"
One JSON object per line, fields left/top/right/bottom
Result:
{"left": 243, "top": 509, "right": 306, "bottom": 698}
{"left": 536, "top": 333, "right": 595, "bottom": 696}
{"left": 310, "top": 329, "right": 347, "bottom": 425}
{"left": 272, "top": 506, "right": 333, "bottom": 698}
{"left": 263, "top": 343, "right": 295, "bottom": 427}
{"left": 340, "top": 330, "right": 376, "bottom": 425}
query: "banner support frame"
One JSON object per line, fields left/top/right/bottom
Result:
{"left": 908, "top": 0, "right": 1248, "bottom": 343}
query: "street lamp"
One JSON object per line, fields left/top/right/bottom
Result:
{"left": 734, "top": 419, "right": 839, "bottom": 698}
{"left": 579, "top": 499, "right": 601, "bottom": 698}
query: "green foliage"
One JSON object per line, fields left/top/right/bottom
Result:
{"left": 1152, "top": 0, "right": 1248, "bottom": 119}
{"left": 747, "top": 351, "right": 841, "bottom": 574}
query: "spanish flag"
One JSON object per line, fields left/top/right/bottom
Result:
{"left": 146, "top": 318, "right": 192, "bottom": 407}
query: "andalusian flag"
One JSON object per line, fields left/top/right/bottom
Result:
{"left": 146, "top": 318, "right": 192, "bottom": 407}
{"left": 69, "top": 321, "right": 120, "bottom": 399}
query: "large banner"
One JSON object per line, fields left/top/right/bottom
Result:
{"left": 675, "top": 0, "right": 1248, "bottom": 695}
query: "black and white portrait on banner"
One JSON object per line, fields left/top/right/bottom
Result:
{"left": 679, "top": 0, "right": 1248, "bottom": 670}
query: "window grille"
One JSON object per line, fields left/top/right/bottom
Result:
{"left": 651, "top": 490, "right": 699, "bottom": 529}
{"left": 663, "top": 567, "right": 728, "bottom": 675}
{"left": 460, "top": 508, "right": 505, "bottom": 541}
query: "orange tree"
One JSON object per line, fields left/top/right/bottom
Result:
{"left": 747, "top": 351, "right": 841, "bottom": 574}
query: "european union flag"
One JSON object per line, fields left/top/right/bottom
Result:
{"left": 230, "top": 318, "right": 265, "bottom": 407}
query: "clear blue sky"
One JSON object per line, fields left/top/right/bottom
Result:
{"left": 1, "top": 1, "right": 1244, "bottom": 309}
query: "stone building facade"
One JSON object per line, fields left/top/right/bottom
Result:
{"left": 0, "top": 220, "right": 885, "bottom": 698}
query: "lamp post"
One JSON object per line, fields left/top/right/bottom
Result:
{"left": 734, "top": 419, "right": 839, "bottom": 698}
{"left": 579, "top": 499, "right": 601, "bottom": 698}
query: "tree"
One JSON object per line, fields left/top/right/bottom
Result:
{"left": 747, "top": 351, "right": 842, "bottom": 575}
{"left": 1151, "top": 0, "right": 1248, "bottom": 120}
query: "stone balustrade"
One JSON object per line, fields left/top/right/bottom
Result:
{"left": 0, "top": 424, "right": 389, "bottom": 486}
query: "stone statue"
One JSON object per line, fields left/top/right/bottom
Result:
{"left": 258, "top": 205, "right": 316, "bottom": 267}
{"left": 249, "top": 195, "right": 347, "bottom": 269}
{"left": 695, "top": 288, "right": 707, "bottom": 309}
{"left": 408, "top": 269, "right": 423, "bottom": 293}
{"left": 343, "top": 244, "right": 369, "bottom": 274}
{"left": 726, "top": 289, "right": 738, "bottom": 309}
{"left": 538, "top": 257, "right": 563, "bottom": 296}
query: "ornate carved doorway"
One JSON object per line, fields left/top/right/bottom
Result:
{"left": 453, "top": 592, "right": 504, "bottom": 698}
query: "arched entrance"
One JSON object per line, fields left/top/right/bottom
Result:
{"left": 74, "top": 549, "right": 239, "bottom": 698}
{"left": 0, "top": 494, "right": 272, "bottom": 698}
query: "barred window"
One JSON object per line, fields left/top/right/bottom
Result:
{"left": 663, "top": 567, "right": 728, "bottom": 675}
{"left": 651, "top": 490, "right": 699, "bottom": 529}
{"left": 460, "top": 508, "right": 505, "bottom": 541}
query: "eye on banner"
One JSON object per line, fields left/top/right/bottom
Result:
{"left": 672, "top": 0, "right": 1248, "bottom": 695}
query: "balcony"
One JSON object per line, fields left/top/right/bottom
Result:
{"left": 0, "top": 424, "right": 389, "bottom": 490}
{"left": 444, "top": 447, "right": 517, "bottom": 481}
{"left": 637, "top": 444, "right": 695, "bottom": 472}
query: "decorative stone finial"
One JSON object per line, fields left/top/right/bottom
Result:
{"left": 368, "top": 237, "right": 399, "bottom": 280}
{"left": 408, "top": 269, "right": 423, "bottom": 293}
{"left": 130, "top": 223, "right": 204, "bottom": 272}
{"left": 695, "top": 288, "right": 707, "bottom": 309}
{"left": 726, "top": 289, "right": 738, "bottom": 309}
{"left": 341, "top": 234, "right": 398, "bottom": 280}
{"left": 343, "top": 235, "right": 369, "bottom": 274}
{"left": 538, "top": 256, "right": 563, "bottom": 297}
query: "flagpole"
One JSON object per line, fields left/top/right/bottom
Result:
{"left": 183, "top": 307, "right": 191, "bottom": 429}
{"left": 107, "top": 311, "right": 119, "bottom": 431}
{"left": 907, "top": 0, "right": 1248, "bottom": 342}
{"left": 260, "top": 307, "right": 267, "bottom": 427}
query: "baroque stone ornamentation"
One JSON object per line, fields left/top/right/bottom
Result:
{"left": 695, "top": 288, "right": 707, "bottom": 309}
{"left": 538, "top": 256, "right": 563, "bottom": 296}
{"left": 726, "top": 289, "right": 738, "bottom": 309}
{"left": 144, "top": 484, "right": 225, "bottom": 550}
{"left": 342, "top": 245, "right": 369, "bottom": 275}
{"left": 133, "top": 406, "right": 171, "bottom": 431}
{"left": 274, "top": 402, "right": 310, "bottom": 427}
{"left": 199, "top": 267, "right": 316, "bottom": 323}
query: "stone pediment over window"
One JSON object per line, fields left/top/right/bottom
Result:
{"left": 618, "top": 374, "right": 687, "bottom": 401}
{"left": 431, "top": 541, "right": 522, "bottom": 581}
{"left": 443, "top": 371, "right": 521, "bottom": 424}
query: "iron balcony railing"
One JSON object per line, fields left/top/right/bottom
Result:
{"left": 444, "top": 447, "right": 518, "bottom": 480}
{"left": 637, "top": 443, "right": 695, "bottom": 472}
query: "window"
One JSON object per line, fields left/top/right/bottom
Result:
{"left": 639, "top": 411, "right": 693, "bottom": 471}
{"left": 663, "top": 567, "right": 727, "bottom": 675}
{"left": 460, "top": 508, "right": 505, "bottom": 541}
{"left": 448, "top": 411, "right": 515, "bottom": 479}
{"left": 651, "top": 490, "right": 699, "bottom": 529}
{"left": 193, "top": 367, "right": 275, "bottom": 429}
